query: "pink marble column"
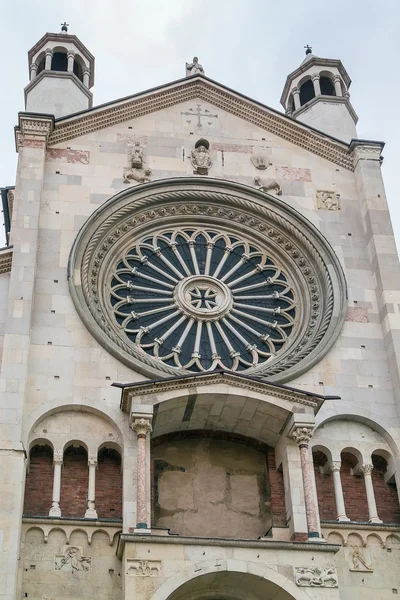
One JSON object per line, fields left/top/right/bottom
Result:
{"left": 292, "top": 427, "right": 319, "bottom": 538}
{"left": 132, "top": 417, "right": 152, "bottom": 529}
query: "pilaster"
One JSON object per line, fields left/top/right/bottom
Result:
{"left": 351, "top": 140, "right": 400, "bottom": 419}
{"left": 0, "top": 112, "right": 53, "bottom": 600}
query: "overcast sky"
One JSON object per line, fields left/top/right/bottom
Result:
{"left": 1, "top": 0, "right": 399, "bottom": 247}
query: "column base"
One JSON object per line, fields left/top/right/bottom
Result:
{"left": 84, "top": 508, "right": 98, "bottom": 519}
{"left": 337, "top": 516, "right": 351, "bottom": 522}
{"left": 369, "top": 517, "right": 383, "bottom": 524}
{"left": 307, "top": 532, "right": 326, "bottom": 542}
{"left": 133, "top": 527, "right": 151, "bottom": 535}
{"left": 49, "top": 505, "right": 61, "bottom": 517}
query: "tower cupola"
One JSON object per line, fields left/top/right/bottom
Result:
{"left": 24, "top": 24, "right": 95, "bottom": 118}
{"left": 280, "top": 49, "right": 358, "bottom": 142}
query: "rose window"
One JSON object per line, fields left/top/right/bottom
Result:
{"left": 110, "top": 229, "right": 296, "bottom": 372}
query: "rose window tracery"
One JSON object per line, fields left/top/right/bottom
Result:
{"left": 110, "top": 229, "right": 295, "bottom": 372}
{"left": 69, "top": 179, "right": 347, "bottom": 381}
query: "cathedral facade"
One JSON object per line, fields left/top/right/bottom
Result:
{"left": 0, "top": 30, "right": 399, "bottom": 600}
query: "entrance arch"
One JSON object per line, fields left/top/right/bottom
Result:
{"left": 150, "top": 560, "right": 314, "bottom": 600}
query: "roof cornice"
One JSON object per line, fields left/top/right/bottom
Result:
{"left": 115, "top": 371, "right": 339, "bottom": 414}
{"left": 48, "top": 75, "right": 354, "bottom": 170}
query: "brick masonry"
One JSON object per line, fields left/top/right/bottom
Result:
{"left": 23, "top": 445, "right": 53, "bottom": 516}
{"left": 340, "top": 452, "right": 369, "bottom": 522}
{"left": 96, "top": 449, "right": 123, "bottom": 519}
{"left": 372, "top": 455, "right": 400, "bottom": 523}
{"left": 313, "top": 451, "right": 336, "bottom": 521}
{"left": 59, "top": 446, "right": 88, "bottom": 518}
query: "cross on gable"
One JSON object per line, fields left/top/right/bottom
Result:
{"left": 181, "top": 104, "right": 218, "bottom": 129}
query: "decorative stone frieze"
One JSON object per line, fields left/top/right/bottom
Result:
{"left": 126, "top": 559, "right": 161, "bottom": 576}
{"left": 316, "top": 190, "right": 341, "bottom": 211}
{"left": 54, "top": 546, "right": 91, "bottom": 572}
{"left": 295, "top": 566, "right": 338, "bottom": 587}
{"left": 14, "top": 113, "right": 54, "bottom": 151}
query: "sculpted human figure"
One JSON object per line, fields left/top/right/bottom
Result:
{"left": 191, "top": 138, "right": 212, "bottom": 175}
{"left": 352, "top": 546, "right": 372, "bottom": 570}
{"left": 131, "top": 141, "right": 144, "bottom": 169}
{"left": 186, "top": 56, "right": 205, "bottom": 76}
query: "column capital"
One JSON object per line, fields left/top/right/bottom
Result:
{"left": 292, "top": 86, "right": 300, "bottom": 95}
{"left": 67, "top": 50, "right": 75, "bottom": 59}
{"left": 333, "top": 74, "right": 341, "bottom": 83}
{"left": 45, "top": 47, "right": 54, "bottom": 57}
{"left": 131, "top": 416, "right": 152, "bottom": 437}
{"left": 83, "top": 66, "right": 90, "bottom": 75}
{"left": 311, "top": 72, "right": 320, "bottom": 81}
{"left": 53, "top": 453, "right": 63, "bottom": 466}
{"left": 360, "top": 463, "right": 374, "bottom": 476}
{"left": 330, "top": 461, "right": 341, "bottom": 472}
{"left": 15, "top": 113, "right": 54, "bottom": 152}
{"left": 88, "top": 457, "right": 98, "bottom": 467}
{"left": 292, "top": 426, "right": 314, "bottom": 446}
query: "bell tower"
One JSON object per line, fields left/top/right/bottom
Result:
{"left": 280, "top": 47, "right": 358, "bottom": 142}
{"left": 24, "top": 23, "right": 95, "bottom": 118}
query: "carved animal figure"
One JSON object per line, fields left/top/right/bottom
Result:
{"left": 254, "top": 175, "right": 282, "bottom": 196}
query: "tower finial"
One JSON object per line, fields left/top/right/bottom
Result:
{"left": 304, "top": 45, "right": 312, "bottom": 56}
{"left": 61, "top": 21, "right": 69, "bottom": 33}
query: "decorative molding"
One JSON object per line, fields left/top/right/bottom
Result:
{"left": 22, "top": 519, "right": 121, "bottom": 546}
{"left": 121, "top": 372, "right": 324, "bottom": 414}
{"left": 68, "top": 178, "right": 347, "bottom": 383}
{"left": 48, "top": 77, "right": 353, "bottom": 169}
{"left": 295, "top": 566, "right": 338, "bottom": 587}
{"left": 0, "top": 247, "right": 12, "bottom": 275}
{"left": 14, "top": 113, "right": 54, "bottom": 152}
{"left": 117, "top": 533, "right": 340, "bottom": 559}
{"left": 126, "top": 559, "right": 161, "bottom": 576}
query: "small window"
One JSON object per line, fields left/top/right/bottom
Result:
{"left": 37, "top": 56, "right": 45, "bottom": 75}
{"left": 51, "top": 52, "right": 68, "bottom": 72}
{"left": 73, "top": 58, "right": 83, "bottom": 82}
{"left": 299, "top": 79, "right": 315, "bottom": 106}
{"left": 320, "top": 76, "right": 335, "bottom": 96}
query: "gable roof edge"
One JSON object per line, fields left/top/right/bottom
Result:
{"left": 48, "top": 75, "right": 354, "bottom": 170}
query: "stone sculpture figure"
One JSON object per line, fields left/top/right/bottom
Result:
{"left": 295, "top": 566, "right": 338, "bottom": 587}
{"left": 191, "top": 138, "right": 212, "bottom": 175}
{"left": 254, "top": 175, "right": 282, "bottom": 196}
{"left": 316, "top": 190, "right": 340, "bottom": 210}
{"left": 55, "top": 546, "right": 91, "bottom": 572}
{"left": 186, "top": 56, "right": 205, "bottom": 76}
{"left": 351, "top": 546, "right": 372, "bottom": 571}
{"left": 123, "top": 142, "right": 152, "bottom": 183}
{"left": 131, "top": 142, "right": 144, "bottom": 169}
{"left": 251, "top": 155, "right": 269, "bottom": 170}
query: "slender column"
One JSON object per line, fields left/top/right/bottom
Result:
{"left": 67, "top": 50, "right": 75, "bottom": 72}
{"left": 45, "top": 48, "right": 53, "bottom": 70}
{"left": 360, "top": 464, "right": 382, "bottom": 523}
{"left": 330, "top": 461, "right": 350, "bottom": 521}
{"left": 49, "top": 454, "right": 63, "bottom": 517}
{"left": 292, "top": 86, "right": 301, "bottom": 110}
{"left": 85, "top": 457, "right": 98, "bottom": 518}
{"left": 83, "top": 67, "right": 90, "bottom": 87}
{"left": 132, "top": 416, "right": 152, "bottom": 530}
{"left": 333, "top": 75, "right": 343, "bottom": 96}
{"left": 292, "top": 427, "right": 319, "bottom": 538}
{"left": 30, "top": 63, "right": 38, "bottom": 81}
{"left": 311, "top": 73, "right": 321, "bottom": 96}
